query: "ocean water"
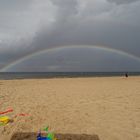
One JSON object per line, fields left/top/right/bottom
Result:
{"left": 0, "top": 72, "right": 140, "bottom": 80}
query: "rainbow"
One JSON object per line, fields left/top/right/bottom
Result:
{"left": 1, "top": 45, "right": 140, "bottom": 72}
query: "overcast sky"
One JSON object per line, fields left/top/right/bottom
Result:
{"left": 0, "top": 0, "right": 140, "bottom": 72}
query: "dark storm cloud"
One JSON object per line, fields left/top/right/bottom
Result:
{"left": 31, "top": 0, "right": 140, "bottom": 56}
{"left": 8, "top": 47, "right": 140, "bottom": 72}
{"left": 0, "top": 0, "right": 140, "bottom": 71}
{"left": 107, "top": 0, "right": 140, "bottom": 5}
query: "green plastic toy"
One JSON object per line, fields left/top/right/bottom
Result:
{"left": 47, "top": 133, "right": 54, "bottom": 140}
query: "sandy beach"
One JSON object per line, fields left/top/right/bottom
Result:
{"left": 0, "top": 76, "right": 140, "bottom": 140}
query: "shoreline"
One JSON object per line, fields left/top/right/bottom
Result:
{"left": 0, "top": 75, "right": 140, "bottom": 81}
{"left": 0, "top": 72, "right": 140, "bottom": 80}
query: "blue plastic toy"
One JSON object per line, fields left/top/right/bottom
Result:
{"left": 37, "top": 132, "right": 50, "bottom": 140}
{"left": 37, "top": 127, "right": 56, "bottom": 140}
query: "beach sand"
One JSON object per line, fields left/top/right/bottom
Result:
{"left": 0, "top": 77, "right": 140, "bottom": 140}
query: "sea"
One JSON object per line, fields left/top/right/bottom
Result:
{"left": 0, "top": 72, "right": 140, "bottom": 80}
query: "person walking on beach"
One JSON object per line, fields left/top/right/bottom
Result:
{"left": 125, "top": 72, "right": 128, "bottom": 78}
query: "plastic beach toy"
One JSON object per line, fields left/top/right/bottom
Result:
{"left": 15, "top": 113, "right": 29, "bottom": 117}
{"left": 37, "top": 132, "right": 52, "bottom": 140}
{"left": 0, "top": 116, "right": 10, "bottom": 124}
{"left": 0, "top": 109, "right": 13, "bottom": 115}
{"left": 47, "top": 133, "right": 54, "bottom": 140}
{"left": 43, "top": 127, "right": 49, "bottom": 132}
{"left": 37, "top": 126, "right": 57, "bottom": 140}
{"left": 37, "top": 132, "right": 48, "bottom": 140}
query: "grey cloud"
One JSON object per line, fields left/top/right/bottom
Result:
{"left": 31, "top": 0, "right": 140, "bottom": 57}
{"left": 0, "top": 0, "right": 55, "bottom": 41}
{"left": 0, "top": 0, "right": 33, "bottom": 11}
{"left": 0, "top": 0, "right": 33, "bottom": 41}
{"left": 107, "top": 0, "right": 140, "bottom": 5}
{"left": 51, "top": 0, "right": 78, "bottom": 24}
{"left": 7, "top": 47, "right": 140, "bottom": 72}
{"left": 0, "top": 0, "right": 140, "bottom": 71}
{"left": 52, "top": 0, "right": 78, "bottom": 14}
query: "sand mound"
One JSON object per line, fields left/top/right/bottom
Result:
{"left": 11, "top": 132, "right": 99, "bottom": 140}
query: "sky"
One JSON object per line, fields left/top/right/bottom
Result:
{"left": 0, "top": 0, "right": 140, "bottom": 72}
